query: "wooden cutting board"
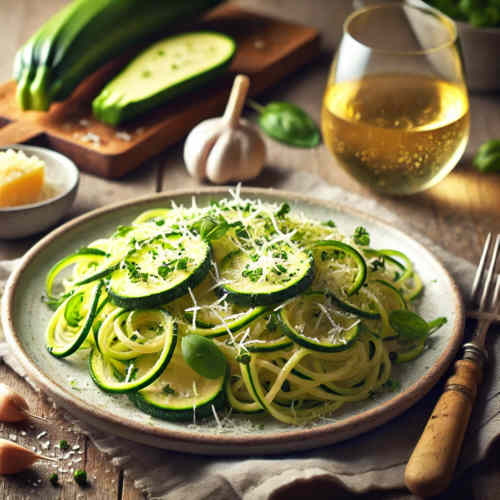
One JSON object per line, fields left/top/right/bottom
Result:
{"left": 0, "top": 4, "right": 320, "bottom": 179}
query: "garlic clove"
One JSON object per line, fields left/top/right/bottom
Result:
{"left": 0, "top": 439, "right": 56, "bottom": 475}
{"left": 184, "top": 118, "right": 225, "bottom": 180}
{"left": 0, "top": 383, "right": 29, "bottom": 422}
{"left": 205, "top": 121, "right": 266, "bottom": 184}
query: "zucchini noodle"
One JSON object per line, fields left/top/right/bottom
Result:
{"left": 43, "top": 189, "right": 445, "bottom": 425}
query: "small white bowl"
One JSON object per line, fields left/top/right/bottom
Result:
{"left": 0, "top": 145, "right": 79, "bottom": 239}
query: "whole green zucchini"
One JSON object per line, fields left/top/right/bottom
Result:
{"left": 14, "top": 0, "right": 223, "bottom": 111}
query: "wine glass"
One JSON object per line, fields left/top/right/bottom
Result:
{"left": 321, "top": 3, "right": 469, "bottom": 195}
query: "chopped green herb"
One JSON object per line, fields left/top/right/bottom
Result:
{"left": 49, "top": 473, "right": 59, "bottom": 487}
{"left": 125, "top": 260, "right": 149, "bottom": 283}
{"left": 322, "top": 220, "right": 336, "bottom": 228}
{"left": 59, "top": 440, "right": 69, "bottom": 450}
{"left": 370, "top": 258, "right": 385, "bottom": 272}
{"left": 163, "top": 384, "right": 177, "bottom": 395}
{"left": 242, "top": 267, "right": 263, "bottom": 282}
{"left": 177, "top": 257, "right": 189, "bottom": 270}
{"left": 74, "top": 469, "right": 87, "bottom": 486}
{"left": 276, "top": 202, "right": 290, "bottom": 218}
{"left": 353, "top": 226, "right": 370, "bottom": 246}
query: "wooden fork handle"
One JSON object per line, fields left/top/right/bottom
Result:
{"left": 404, "top": 357, "right": 483, "bottom": 497}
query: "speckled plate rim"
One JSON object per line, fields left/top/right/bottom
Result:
{"left": 2, "top": 187, "right": 465, "bottom": 456}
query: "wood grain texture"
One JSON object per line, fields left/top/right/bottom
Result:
{"left": 1, "top": 0, "right": 500, "bottom": 499}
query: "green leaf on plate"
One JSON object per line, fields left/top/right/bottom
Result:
{"left": 181, "top": 334, "right": 226, "bottom": 379}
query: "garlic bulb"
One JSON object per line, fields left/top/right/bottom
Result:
{"left": 184, "top": 74, "right": 266, "bottom": 184}
{"left": 0, "top": 439, "right": 56, "bottom": 474}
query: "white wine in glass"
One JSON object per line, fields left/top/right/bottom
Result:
{"left": 322, "top": 4, "right": 469, "bottom": 195}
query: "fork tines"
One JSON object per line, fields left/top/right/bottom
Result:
{"left": 471, "top": 233, "right": 500, "bottom": 313}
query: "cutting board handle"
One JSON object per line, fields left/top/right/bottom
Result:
{"left": 0, "top": 120, "right": 45, "bottom": 148}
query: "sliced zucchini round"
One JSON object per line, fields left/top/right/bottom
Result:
{"left": 277, "top": 292, "right": 360, "bottom": 352}
{"left": 89, "top": 313, "right": 177, "bottom": 393}
{"left": 46, "top": 281, "right": 104, "bottom": 358}
{"left": 108, "top": 233, "right": 211, "bottom": 309}
{"left": 129, "top": 348, "right": 226, "bottom": 421}
{"left": 218, "top": 246, "right": 314, "bottom": 307}
{"left": 312, "top": 240, "right": 367, "bottom": 295}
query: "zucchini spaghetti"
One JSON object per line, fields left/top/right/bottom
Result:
{"left": 43, "top": 187, "right": 446, "bottom": 425}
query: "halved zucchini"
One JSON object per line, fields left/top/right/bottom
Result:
{"left": 277, "top": 292, "right": 360, "bottom": 353}
{"left": 93, "top": 31, "right": 236, "bottom": 126}
{"left": 108, "top": 233, "right": 211, "bottom": 309}
{"left": 46, "top": 281, "right": 103, "bottom": 358}
{"left": 128, "top": 347, "right": 226, "bottom": 421}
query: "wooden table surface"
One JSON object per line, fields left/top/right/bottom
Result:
{"left": 1, "top": 1, "right": 499, "bottom": 499}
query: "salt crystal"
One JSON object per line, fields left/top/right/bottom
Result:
{"left": 81, "top": 132, "right": 101, "bottom": 146}
{"left": 79, "top": 118, "right": 89, "bottom": 127}
{"left": 36, "top": 431, "right": 47, "bottom": 440}
{"left": 41, "top": 440, "right": 50, "bottom": 450}
{"left": 72, "top": 444, "right": 80, "bottom": 451}
{"left": 20, "top": 431, "right": 27, "bottom": 436}
{"left": 115, "top": 131, "right": 132, "bottom": 141}
{"left": 8, "top": 434, "right": 17, "bottom": 442}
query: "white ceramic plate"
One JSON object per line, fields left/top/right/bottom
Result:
{"left": 2, "top": 187, "right": 464, "bottom": 455}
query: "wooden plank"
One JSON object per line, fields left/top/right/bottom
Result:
{"left": 0, "top": 4, "right": 320, "bottom": 179}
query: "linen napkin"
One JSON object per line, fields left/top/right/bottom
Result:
{"left": 1, "top": 175, "right": 499, "bottom": 500}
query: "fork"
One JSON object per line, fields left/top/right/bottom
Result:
{"left": 404, "top": 233, "right": 500, "bottom": 497}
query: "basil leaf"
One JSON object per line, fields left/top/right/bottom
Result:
{"left": 473, "top": 140, "right": 500, "bottom": 173}
{"left": 191, "top": 215, "right": 241, "bottom": 242}
{"left": 250, "top": 100, "right": 320, "bottom": 148}
{"left": 389, "top": 310, "right": 429, "bottom": 340}
{"left": 181, "top": 334, "right": 227, "bottom": 379}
